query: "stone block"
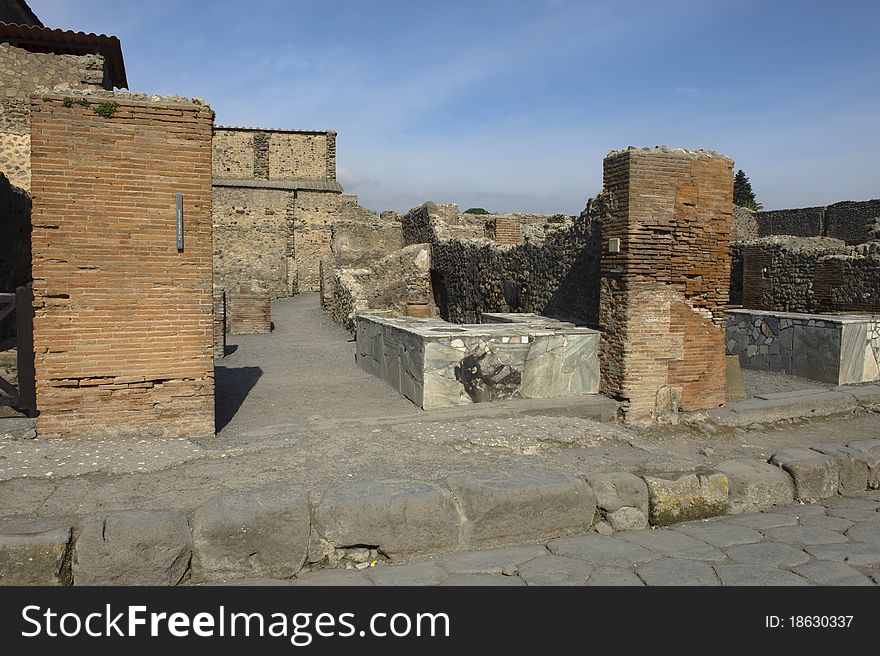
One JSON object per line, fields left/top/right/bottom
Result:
{"left": 315, "top": 481, "right": 460, "bottom": 557}
{"left": 192, "top": 488, "right": 311, "bottom": 582}
{"left": 73, "top": 511, "right": 192, "bottom": 586}
{"left": 584, "top": 471, "right": 649, "bottom": 530}
{"left": 846, "top": 438, "right": 880, "bottom": 489}
{"left": 769, "top": 448, "right": 840, "bottom": 502}
{"left": 811, "top": 444, "right": 869, "bottom": 494}
{"left": 725, "top": 355, "right": 747, "bottom": 402}
{"left": 446, "top": 468, "right": 596, "bottom": 545}
{"left": 715, "top": 459, "right": 796, "bottom": 513}
{"left": 642, "top": 472, "right": 729, "bottom": 526}
{"left": 0, "top": 527, "right": 72, "bottom": 586}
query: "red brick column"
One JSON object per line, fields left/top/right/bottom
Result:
{"left": 29, "top": 94, "right": 215, "bottom": 438}
{"left": 599, "top": 147, "right": 733, "bottom": 421}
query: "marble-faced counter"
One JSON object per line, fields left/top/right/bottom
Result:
{"left": 356, "top": 314, "right": 600, "bottom": 410}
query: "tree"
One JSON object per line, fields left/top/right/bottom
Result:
{"left": 463, "top": 207, "right": 490, "bottom": 214}
{"left": 733, "top": 169, "right": 762, "bottom": 211}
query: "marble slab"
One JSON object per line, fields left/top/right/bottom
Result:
{"left": 357, "top": 314, "right": 600, "bottom": 410}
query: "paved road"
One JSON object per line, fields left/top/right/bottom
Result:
{"left": 287, "top": 491, "right": 880, "bottom": 586}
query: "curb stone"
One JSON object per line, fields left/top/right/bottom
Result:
{"left": 769, "top": 448, "right": 840, "bottom": 502}
{"left": 446, "top": 468, "right": 597, "bottom": 545}
{"left": 5, "top": 438, "right": 880, "bottom": 585}
{"left": 0, "top": 526, "right": 72, "bottom": 585}
{"left": 191, "top": 487, "right": 310, "bottom": 582}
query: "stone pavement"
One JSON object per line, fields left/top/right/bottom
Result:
{"left": 284, "top": 490, "right": 880, "bottom": 586}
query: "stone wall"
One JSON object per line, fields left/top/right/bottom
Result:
{"left": 738, "top": 236, "right": 880, "bottom": 313}
{"left": 403, "top": 201, "right": 603, "bottom": 326}
{"left": 0, "top": 172, "right": 30, "bottom": 293}
{"left": 211, "top": 127, "right": 348, "bottom": 301}
{"left": 599, "top": 147, "right": 733, "bottom": 420}
{"left": 212, "top": 186, "right": 293, "bottom": 299}
{"left": 756, "top": 206, "right": 825, "bottom": 238}
{"left": 813, "top": 250, "right": 880, "bottom": 313}
{"left": 29, "top": 93, "right": 215, "bottom": 438}
{"left": 323, "top": 244, "right": 434, "bottom": 332}
{"left": 754, "top": 198, "right": 880, "bottom": 245}
{"left": 212, "top": 127, "right": 335, "bottom": 181}
{"left": 732, "top": 206, "right": 758, "bottom": 241}
{"left": 0, "top": 42, "right": 111, "bottom": 190}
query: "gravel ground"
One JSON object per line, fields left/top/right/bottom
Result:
{"left": 742, "top": 369, "right": 832, "bottom": 398}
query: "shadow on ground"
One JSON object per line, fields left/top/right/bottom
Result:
{"left": 215, "top": 365, "right": 262, "bottom": 431}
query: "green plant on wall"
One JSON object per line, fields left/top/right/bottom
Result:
{"left": 61, "top": 97, "right": 89, "bottom": 108}
{"left": 60, "top": 97, "right": 119, "bottom": 118}
{"left": 93, "top": 101, "right": 120, "bottom": 118}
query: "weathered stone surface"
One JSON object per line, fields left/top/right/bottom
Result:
{"left": 723, "top": 542, "right": 811, "bottom": 567}
{"left": 618, "top": 529, "right": 726, "bottom": 562}
{"left": 201, "top": 578, "right": 294, "bottom": 586}
{"left": 517, "top": 555, "right": 593, "bottom": 586}
{"left": 671, "top": 520, "right": 763, "bottom": 548}
{"left": 725, "top": 512, "right": 799, "bottom": 529}
{"left": 440, "top": 573, "right": 525, "bottom": 586}
{"left": 793, "top": 561, "right": 874, "bottom": 586}
{"left": 584, "top": 567, "right": 644, "bottom": 586}
{"left": 584, "top": 471, "right": 649, "bottom": 530}
{"left": 635, "top": 558, "right": 720, "bottom": 586}
{"left": 367, "top": 563, "right": 448, "bottom": 586}
{"left": 548, "top": 535, "right": 657, "bottom": 566}
{"left": 769, "top": 448, "right": 840, "bottom": 502}
{"left": 826, "top": 507, "right": 878, "bottom": 522}
{"left": 763, "top": 525, "right": 849, "bottom": 546}
{"left": 293, "top": 569, "right": 373, "bottom": 586}
{"left": 803, "top": 543, "right": 880, "bottom": 566}
{"left": 643, "top": 472, "right": 729, "bottom": 526}
{"left": 846, "top": 439, "right": 880, "bottom": 489}
{"left": 715, "top": 459, "right": 795, "bottom": 513}
{"left": 811, "top": 444, "right": 869, "bottom": 494}
{"left": 446, "top": 468, "right": 596, "bottom": 545}
{"left": 0, "top": 527, "right": 71, "bottom": 585}
{"left": 315, "top": 480, "right": 460, "bottom": 557}
{"left": 73, "top": 511, "right": 191, "bottom": 586}
{"left": 725, "top": 355, "right": 748, "bottom": 403}
{"left": 798, "top": 515, "right": 854, "bottom": 531}
{"left": 438, "top": 544, "right": 547, "bottom": 575}
{"left": 713, "top": 564, "right": 807, "bottom": 586}
{"left": 191, "top": 488, "right": 310, "bottom": 582}
{"left": 845, "top": 519, "right": 880, "bottom": 543}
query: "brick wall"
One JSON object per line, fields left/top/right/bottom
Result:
{"left": 226, "top": 287, "right": 272, "bottom": 334}
{"left": 29, "top": 93, "right": 215, "bottom": 438}
{"left": 493, "top": 215, "right": 522, "bottom": 245}
{"left": 0, "top": 43, "right": 111, "bottom": 190}
{"left": 599, "top": 146, "right": 733, "bottom": 421}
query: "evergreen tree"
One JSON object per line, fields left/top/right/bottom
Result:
{"left": 733, "top": 169, "right": 762, "bottom": 210}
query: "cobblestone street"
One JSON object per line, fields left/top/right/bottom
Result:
{"left": 290, "top": 490, "right": 880, "bottom": 586}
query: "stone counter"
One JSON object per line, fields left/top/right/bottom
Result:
{"left": 727, "top": 309, "right": 880, "bottom": 384}
{"left": 356, "top": 314, "right": 600, "bottom": 410}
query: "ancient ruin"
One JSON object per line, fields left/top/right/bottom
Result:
{"left": 0, "top": 0, "right": 878, "bottom": 434}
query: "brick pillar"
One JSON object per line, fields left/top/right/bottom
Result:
{"left": 29, "top": 94, "right": 215, "bottom": 438}
{"left": 599, "top": 146, "right": 733, "bottom": 421}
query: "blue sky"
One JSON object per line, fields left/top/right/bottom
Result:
{"left": 29, "top": 0, "right": 880, "bottom": 214}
